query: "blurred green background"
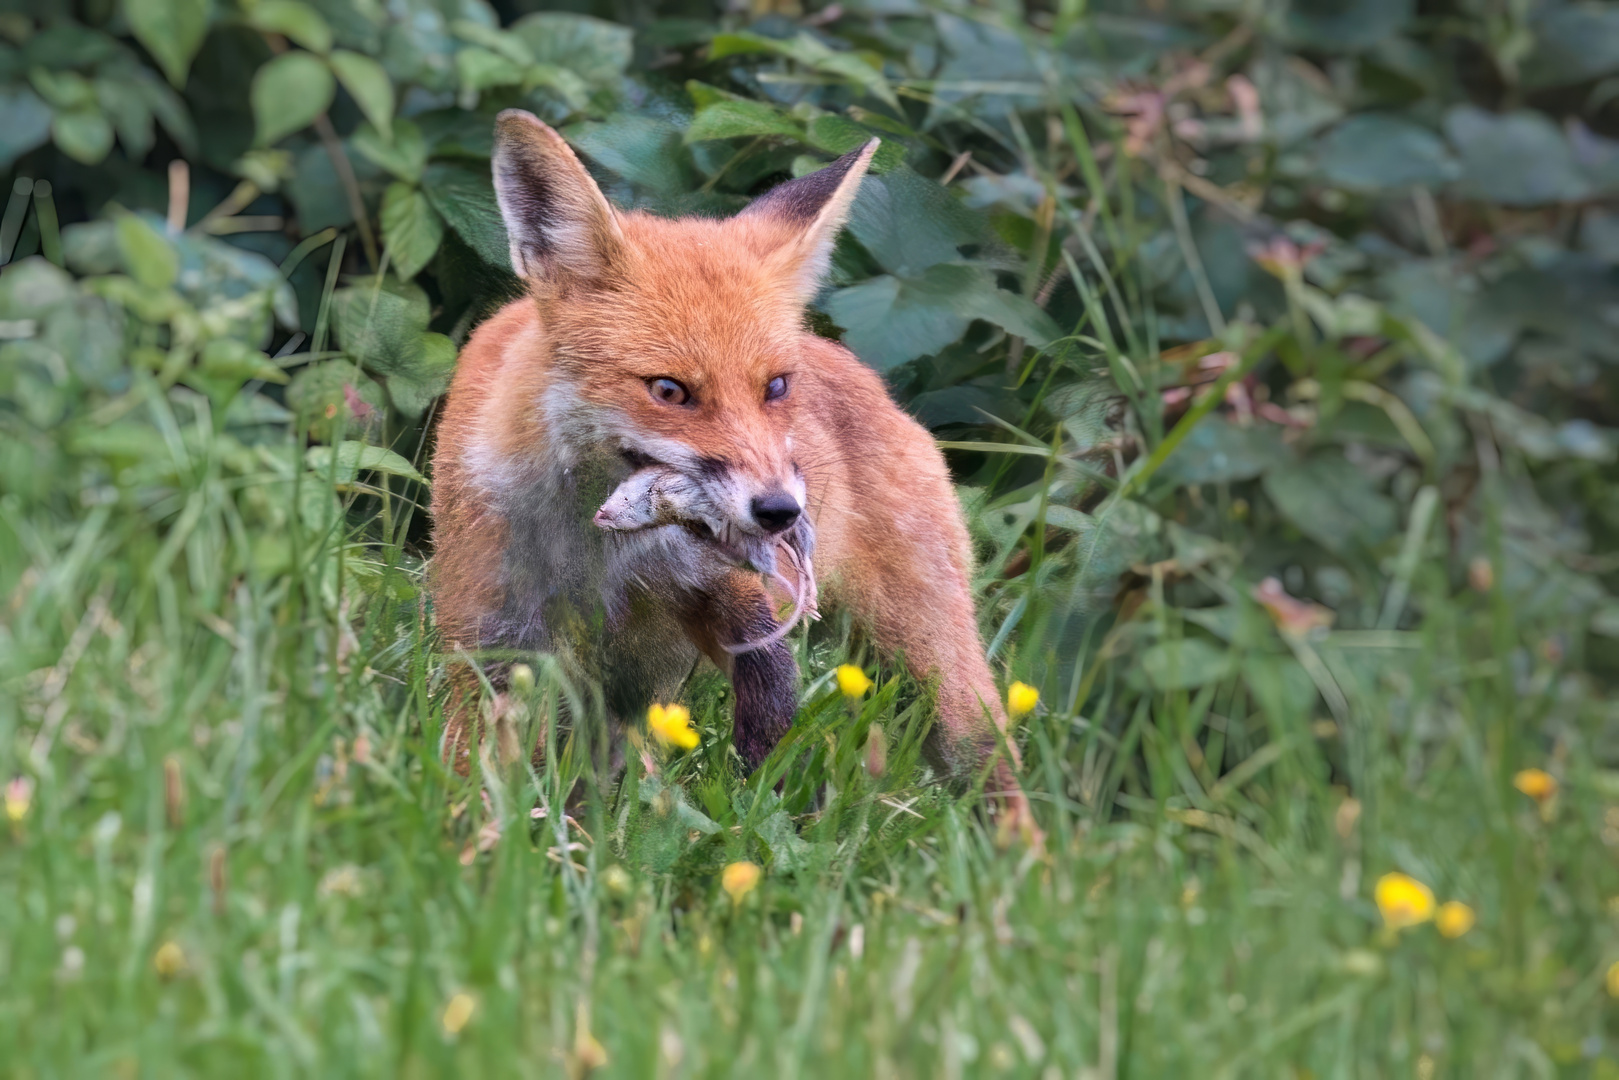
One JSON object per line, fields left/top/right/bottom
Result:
{"left": 3, "top": 0, "right": 1619, "bottom": 1074}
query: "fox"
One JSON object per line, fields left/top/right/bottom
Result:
{"left": 429, "top": 108, "right": 1034, "bottom": 834}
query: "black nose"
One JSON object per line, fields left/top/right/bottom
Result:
{"left": 751, "top": 491, "right": 801, "bottom": 533}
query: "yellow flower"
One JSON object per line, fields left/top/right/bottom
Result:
{"left": 1513, "top": 768, "right": 1558, "bottom": 803}
{"left": 5, "top": 776, "right": 33, "bottom": 822}
{"left": 836, "top": 665, "right": 873, "bottom": 699}
{"left": 1608, "top": 961, "right": 1619, "bottom": 999}
{"left": 1436, "top": 901, "right": 1476, "bottom": 939}
{"left": 1007, "top": 681, "right": 1039, "bottom": 719}
{"left": 722, "top": 860, "right": 761, "bottom": 903}
{"left": 153, "top": 940, "right": 186, "bottom": 978}
{"left": 647, "top": 703, "right": 698, "bottom": 751}
{"left": 442, "top": 992, "right": 476, "bottom": 1035}
{"left": 1374, "top": 872, "right": 1435, "bottom": 930}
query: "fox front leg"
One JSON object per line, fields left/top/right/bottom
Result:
{"left": 681, "top": 573, "right": 799, "bottom": 771}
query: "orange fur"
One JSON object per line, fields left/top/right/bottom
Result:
{"left": 430, "top": 112, "right": 1031, "bottom": 831}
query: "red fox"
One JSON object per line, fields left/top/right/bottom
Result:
{"left": 429, "top": 109, "right": 1033, "bottom": 834}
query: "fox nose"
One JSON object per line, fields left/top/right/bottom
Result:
{"left": 751, "top": 491, "right": 801, "bottom": 534}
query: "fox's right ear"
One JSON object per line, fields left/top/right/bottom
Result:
{"left": 492, "top": 109, "right": 622, "bottom": 287}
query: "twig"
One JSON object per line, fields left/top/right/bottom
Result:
{"left": 206, "top": 216, "right": 285, "bottom": 235}
{"left": 939, "top": 150, "right": 972, "bottom": 185}
{"left": 313, "top": 114, "right": 379, "bottom": 269}
{"left": 166, "top": 160, "right": 189, "bottom": 233}
{"left": 193, "top": 180, "right": 261, "bottom": 234}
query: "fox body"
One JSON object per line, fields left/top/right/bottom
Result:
{"left": 430, "top": 110, "right": 1029, "bottom": 822}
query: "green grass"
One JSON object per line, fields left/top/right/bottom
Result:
{"left": 3, "top": 390, "right": 1617, "bottom": 1079}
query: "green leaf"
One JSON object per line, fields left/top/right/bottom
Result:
{"left": 685, "top": 79, "right": 744, "bottom": 110}
{"left": 1284, "top": 0, "right": 1411, "bottom": 51}
{"left": 1263, "top": 456, "right": 1397, "bottom": 553}
{"left": 384, "top": 332, "right": 456, "bottom": 419}
{"left": 930, "top": 15, "right": 1041, "bottom": 120}
{"left": 1251, "top": 52, "right": 1343, "bottom": 145}
{"left": 51, "top": 109, "right": 115, "bottom": 165}
{"left": 131, "top": 68, "right": 198, "bottom": 158}
{"left": 200, "top": 339, "right": 288, "bottom": 384}
{"left": 523, "top": 64, "right": 591, "bottom": 111}
{"left": 685, "top": 99, "right": 805, "bottom": 143}
{"left": 1158, "top": 417, "right": 1290, "bottom": 486}
{"left": 123, "top": 0, "right": 209, "bottom": 88}
{"left": 0, "top": 88, "right": 52, "bottom": 169}
{"left": 450, "top": 20, "right": 536, "bottom": 66}
{"left": 565, "top": 114, "right": 689, "bottom": 194}
{"left": 252, "top": 51, "right": 336, "bottom": 147}
{"left": 115, "top": 214, "right": 178, "bottom": 290}
{"left": 285, "top": 360, "right": 387, "bottom": 441}
{"left": 380, "top": 183, "right": 444, "bottom": 281}
{"left": 1444, "top": 106, "right": 1588, "bottom": 206}
{"left": 1523, "top": 5, "right": 1619, "bottom": 89}
{"left": 1313, "top": 114, "right": 1456, "bottom": 191}
{"left": 510, "top": 13, "right": 633, "bottom": 86}
{"left": 422, "top": 163, "right": 509, "bottom": 268}
{"left": 306, "top": 441, "right": 425, "bottom": 484}
{"left": 847, "top": 168, "right": 983, "bottom": 277}
{"left": 333, "top": 278, "right": 431, "bottom": 373}
{"left": 246, "top": 0, "right": 333, "bottom": 54}
{"left": 328, "top": 50, "right": 393, "bottom": 141}
{"left": 352, "top": 119, "right": 427, "bottom": 183}
{"left": 455, "top": 46, "right": 526, "bottom": 95}
{"left": 1138, "top": 639, "right": 1235, "bottom": 691}
{"left": 97, "top": 75, "right": 156, "bottom": 159}
{"left": 29, "top": 69, "right": 97, "bottom": 110}
{"left": 711, "top": 31, "right": 897, "bottom": 109}
{"left": 753, "top": 808, "right": 815, "bottom": 873}
{"left": 805, "top": 115, "right": 903, "bottom": 173}
{"left": 824, "top": 264, "right": 1058, "bottom": 370}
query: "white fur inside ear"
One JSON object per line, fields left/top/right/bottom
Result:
{"left": 491, "top": 109, "right": 622, "bottom": 284}
{"left": 752, "top": 139, "right": 879, "bottom": 304}
{"left": 790, "top": 234, "right": 838, "bottom": 301}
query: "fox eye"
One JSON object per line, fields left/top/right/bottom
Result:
{"left": 765, "top": 375, "right": 788, "bottom": 402}
{"left": 648, "top": 377, "right": 690, "bottom": 406}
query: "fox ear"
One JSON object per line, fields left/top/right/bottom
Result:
{"left": 743, "top": 140, "right": 879, "bottom": 302}
{"left": 492, "top": 109, "right": 622, "bottom": 286}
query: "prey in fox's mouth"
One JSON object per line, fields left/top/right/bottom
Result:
{"left": 592, "top": 464, "right": 818, "bottom": 654}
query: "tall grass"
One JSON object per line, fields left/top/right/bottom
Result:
{"left": 3, "top": 289, "right": 1614, "bottom": 1079}
{"left": 3, "top": 65, "right": 1617, "bottom": 1080}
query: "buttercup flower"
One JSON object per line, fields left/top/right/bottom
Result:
{"left": 5, "top": 776, "right": 34, "bottom": 822}
{"left": 1436, "top": 901, "right": 1475, "bottom": 939}
{"left": 647, "top": 704, "right": 698, "bottom": 751}
{"left": 153, "top": 940, "right": 186, "bottom": 978}
{"left": 1608, "top": 961, "right": 1619, "bottom": 999}
{"left": 442, "top": 992, "right": 476, "bottom": 1035}
{"left": 722, "top": 860, "right": 761, "bottom": 902}
{"left": 836, "top": 665, "right": 873, "bottom": 699}
{"left": 1513, "top": 768, "right": 1557, "bottom": 803}
{"left": 1007, "top": 682, "right": 1039, "bottom": 719}
{"left": 1375, "top": 872, "right": 1435, "bottom": 930}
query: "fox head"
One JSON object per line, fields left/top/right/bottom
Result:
{"left": 490, "top": 109, "right": 876, "bottom": 544}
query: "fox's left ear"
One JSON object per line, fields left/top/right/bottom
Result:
{"left": 742, "top": 140, "right": 879, "bottom": 303}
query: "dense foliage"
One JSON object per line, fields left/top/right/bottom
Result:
{"left": 3, "top": 0, "right": 1619, "bottom": 1074}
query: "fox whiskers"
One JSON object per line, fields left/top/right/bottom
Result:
{"left": 721, "top": 531, "right": 817, "bottom": 655}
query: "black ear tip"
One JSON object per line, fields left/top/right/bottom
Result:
{"left": 829, "top": 138, "right": 880, "bottom": 173}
